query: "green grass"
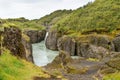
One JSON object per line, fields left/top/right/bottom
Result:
{"left": 37, "top": 10, "right": 72, "bottom": 26}
{"left": 103, "top": 72, "right": 120, "bottom": 80}
{"left": 0, "top": 18, "right": 45, "bottom": 31}
{"left": 0, "top": 49, "right": 50, "bottom": 80}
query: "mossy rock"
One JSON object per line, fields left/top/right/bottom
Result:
{"left": 76, "top": 34, "right": 114, "bottom": 50}
{"left": 47, "top": 51, "right": 73, "bottom": 68}
{"left": 100, "top": 65, "right": 116, "bottom": 75}
{"left": 106, "top": 58, "right": 120, "bottom": 70}
{"left": 65, "top": 65, "right": 88, "bottom": 74}
{"left": 22, "top": 33, "right": 30, "bottom": 42}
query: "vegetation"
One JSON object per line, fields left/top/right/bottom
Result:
{"left": 103, "top": 72, "right": 120, "bottom": 80}
{"left": 0, "top": 17, "right": 45, "bottom": 31}
{"left": 36, "top": 10, "right": 72, "bottom": 26}
{"left": 0, "top": 49, "right": 51, "bottom": 80}
{"left": 52, "top": 0, "right": 120, "bottom": 35}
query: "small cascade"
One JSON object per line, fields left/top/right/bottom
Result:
{"left": 45, "top": 32, "right": 48, "bottom": 42}
{"left": 32, "top": 32, "right": 59, "bottom": 66}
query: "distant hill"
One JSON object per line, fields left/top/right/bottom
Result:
{"left": 36, "top": 10, "right": 72, "bottom": 27}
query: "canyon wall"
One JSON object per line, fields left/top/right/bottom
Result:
{"left": 24, "top": 30, "right": 46, "bottom": 43}
{"left": 46, "top": 30, "right": 119, "bottom": 59}
{"left": 3, "top": 27, "right": 33, "bottom": 62}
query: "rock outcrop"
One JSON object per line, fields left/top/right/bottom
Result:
{"left": 113, "top": 36, "right": 120, "bottom": 52}
{"left": 77, "top": 43, "right": 109, "bottom": 59}
{"left": 0, "top": 31, "right": 3, "bottom": 55}
{"left": 46, "top": 50, "right": 72, "bottom": 68}
{"left": 106, "top": 52, "right": 120, "bottom": 70}
{"left": 56, "top": 34, "right": 113, "bottom": 59}
{"left": 24, "top": 30, "right": 46, "bottom": 43}
{"left": 57, "top": 36, "right": 76, "bottom": 56}
{"left": 77, "top": 34, "right": 114, "bottom": 50}
{"left": 22, "top": 34, "right": 33, "bottom": 62}
{"left": 46, "top": 30, "right": 62, "bottom": 50}
{"left": 76, "top": 35, "right": 113, "bottom": 59}
{"left": 3, "top": 27, "right": 33, "bottom": 62}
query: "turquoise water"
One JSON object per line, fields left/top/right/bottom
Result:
{"left": 32, "top": 41, "right": 59, "bottom": 66}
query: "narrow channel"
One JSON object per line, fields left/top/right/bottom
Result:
{"left": 32, "top": 33, "right": 59, "bottom": 66}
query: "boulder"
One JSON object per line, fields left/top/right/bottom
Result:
{"left": 57, "top": 36, "right": 76, "bottom": 56}
{"left": 45, "top": 30, "right": 62, "bottom": 50}
{"left": 47, "top": 51, "right": 72, "bottom": 68}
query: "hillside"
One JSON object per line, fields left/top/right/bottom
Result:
{"left": 52, "top": 0, "right": 120, "bottom": 34}
{"left": 0, "top": 18, "right": 45, "bottom": 31}
{"left": 0, "top": 49, "right": 50, "bottom": 80}
{"left": 36, "top": 10, "right": 72, "bottom": 27}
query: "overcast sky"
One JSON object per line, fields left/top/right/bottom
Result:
{"left": 0, "top": 0, "right": 95, "bottom": 19}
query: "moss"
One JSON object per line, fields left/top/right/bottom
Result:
{"left": 22, "top": 33, "right": 30, "bottom": 42}
{"left": 65, "top": 65, "right": 88, "bottom": 74}
{"left": 103, "top": 72, "right": 120, "bottom": 80}
{"left": 87, "top": 58, "right": 100, "bottom": 62}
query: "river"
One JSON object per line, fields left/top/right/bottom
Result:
{"left": 32, "top": 41, "right": 59, "bottom": 66}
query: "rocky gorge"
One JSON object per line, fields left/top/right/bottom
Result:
{"left": 45, "top": 30, "right": 119, "bottom": 59}
{"left": 1, "top": 25, "right": 120, "bottom": 80}
{"left": 44, "top": 30, "right": 120, "bottom": 80}
{"left": 2, "top": 26, "right": 47, "bottom": 63}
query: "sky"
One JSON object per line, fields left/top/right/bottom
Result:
{"left": 0, "top": 0, "right": 95, "bottom": 19}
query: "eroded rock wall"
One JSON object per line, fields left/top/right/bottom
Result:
{"left": 45, "top": 30, "right": 62, "bottom": 50}
{"left": 46, "top": 31, "right": 116, "bottom": 59}
{"left": 3, "top": 27, "right": 33, "bottom": 62}
{"left": 24, "top": 30, "right": 46, "bottom": 43}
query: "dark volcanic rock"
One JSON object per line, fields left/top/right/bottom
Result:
{"left": 4, "top": 27, "right": 26, "bottom": 58}
{"left": 22, "top": 35, "right": 33, "bottom": 62}
{"left": 0, "top": 31, "right": 3, "bottom": 55}
{"left": 76, "top": 34, "right": 113, "bottom": 59}
{"left": 106, "top": 52, "right": 120, "bottom": 70}
{"left": 77, "top": 43, "right": 109, "bottom": 59}
{"left": 25, "top": 30, "right": 46, "bottom": 43}
{"left": 46, "top": 30, "right": 62, "bottom": 50}
{"left": 56, "top": 34, "right": 113, "bottom": 59}
{"left": 77, "top": 34, "right": 114, "bottom": 50}
{"left": 47, "top": 51, "right": 72, "bottom": 68}
{"left": 113, "top": 36, "right": 120, "bottom": 52}
{"left": 3, "top": 27, "right": 33, "bottom": 62}
{"left": 57, "top": 36, "right": 76, "bottom": 56}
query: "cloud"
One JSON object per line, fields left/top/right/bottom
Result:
{"left": 0, "top": 0, "right": 95, "bottom": 19}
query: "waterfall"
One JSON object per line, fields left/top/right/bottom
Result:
{"left": 32, "top": 31, "right": 59, "bottom": 66}
{"left": 44, "top": 32, "right": 48, "bottom": 42}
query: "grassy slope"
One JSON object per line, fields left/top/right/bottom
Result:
{"left": 0, "top": 49, "right": 50, "bottom": 80}
{"left": 36, "top": 10, "right": 72, "bottom": 26}
{"left": 53, "top": 0, "right": 120, "bottom": 34}
{"left": 0, "top": 18, "right": 45, "bottom": 31}
{"left": 104, "top": 72, "right": 120, "bottom": 80}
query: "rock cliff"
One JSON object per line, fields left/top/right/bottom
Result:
{"left": 45, "top": 30, "right": 62, "bottom": 50}
{"left": 46, "top": 31, "right": 116, "bottom": 59}
{"left": 3, "top": 27, "right": 33, "bottom": 62}
{"left": 24, "top": 30, "right": 46, "bottom": 43}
